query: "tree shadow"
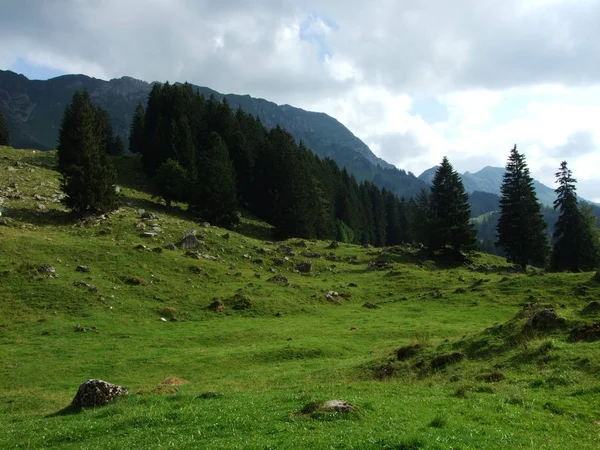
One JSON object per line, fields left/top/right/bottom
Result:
{"left": 1, "top": 207, "right": 72, "bottom": 227}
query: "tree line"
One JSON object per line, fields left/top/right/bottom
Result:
{"left": 55, "top": 87, "right": 599, "bottom": 272}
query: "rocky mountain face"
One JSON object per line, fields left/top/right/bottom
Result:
{"left": 0, "top": 70, "right": 427, "bottom": 199}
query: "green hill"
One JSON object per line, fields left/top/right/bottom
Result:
{"left": 1, "top": 146, "right": 600, "bottom": 449}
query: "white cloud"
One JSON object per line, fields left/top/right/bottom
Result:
{"left": 1, "top": 0, "right": 600, "bottom": 200}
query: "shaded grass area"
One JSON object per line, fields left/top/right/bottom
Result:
{"left": 1, "top": 147, "right": 600, "bottom": 449}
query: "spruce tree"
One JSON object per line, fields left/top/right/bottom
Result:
{"left": 57, "top": 90, "right": 117, "bottom": 215}
{"left": 190, "top": 132, "right": 238, "bottom": 227}
{"left": 0, "top": 109, "right": 10, "bottom": 146}
{"left": 113, "top": 135, "right": 125, "bottom": 156}
{"left": 550, "top": 161, "right": 599, "bottom": 271}
{"left": 427, "top": 157, "right": 477, "bottom": 255}
{"left": 496, "top": 145, "right": 549, "bottom": 270}
{"left": 129, "top": 103, "right": 145, "bottom": 154}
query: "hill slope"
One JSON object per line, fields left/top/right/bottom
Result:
{"left": 1, "top": 146, "right": 600, "bottom": 449}
{"left": 0, "top": 69, "right": 427, "bottom": 198}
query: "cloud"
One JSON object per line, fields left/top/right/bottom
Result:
{"left": 2, "top": 0, "right": 600, "bottom": 201}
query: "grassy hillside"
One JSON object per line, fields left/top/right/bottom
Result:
{"left": 1, "top": 146, "right": 599, "bottom": 449}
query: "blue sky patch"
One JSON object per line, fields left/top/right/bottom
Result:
{"left": 9, "top": 58, "right": 65, "bottom": 80}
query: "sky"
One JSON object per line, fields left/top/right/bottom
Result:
{"left": 1, "top": 0, "right": 600, "bottom": 201}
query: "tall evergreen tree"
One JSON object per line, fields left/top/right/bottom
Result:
{"left": 153, "top": 158, "right": 188, "bottom": 211}
{"left": 57, "top": 90, "right": 117, "bottom": 215}
{"left": 129, "top": 103, "right": 145, "bottom": 154}
{"left": 112, "top": 135, "right": 125, "bottom": 156}
{"left": 496, "top": 145, "right": 549, "bottom": 270}
{"left": 0, "top": 109, "right": 10, "bottom": 146}
{"left": 190, "top": 132, "right": 238, "bottom": 227}
{"left": 550, "top": 161, "right": 599, "bottom": 271}
{"left": 427, "top": 157, "right": 477, "bottom": 255}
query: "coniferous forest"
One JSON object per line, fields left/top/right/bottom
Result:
{"left": 55, "top": 84, "right": 600, "bottom": 271}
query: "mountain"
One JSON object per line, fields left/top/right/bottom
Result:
{"left": 419, "top": 165, "right": 588, "bottom": 207}
{"left": 0, "top": 69, "right": 427, "bottom": 199}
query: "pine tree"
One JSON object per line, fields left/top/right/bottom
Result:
{"left": 427, "top": 157, "right": 477, "bottom": 255}
{"left": 550, "top": 161, "right": 599, "bottom": 271}
{"left": 94, "top": 106, "right": 115, "bottom": 155}
{"left": 112, "top": 135, "right": 125, "bottom": 156}
{"left": 496, "top": 145, "right": 549, "bottom": 270}
{"left": 0, "top": 109, "right": 10, "bottom": 146}
{"left": 57, "top": 90, "right": 117, "bottom": 215}
{"left": 190, "top": 132, "right": 238, "bottom": 227}
{"left": 153, "top": 158, "right": 188, "bottom": 211}
{"left": 129, "top": 103, "right": 145, "bottom": 154}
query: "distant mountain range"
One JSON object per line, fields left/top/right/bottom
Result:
{"left": 0, "top": 69, "right": 427, "bottom": 199}
{"left": 418, "top": 165, "right": 594, "bottom": 207}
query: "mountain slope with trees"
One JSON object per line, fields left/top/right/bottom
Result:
{"left": 0, "top": 69, "right": 426, "bottom": 199}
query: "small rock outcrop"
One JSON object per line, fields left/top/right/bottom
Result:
{"left": 180, "top": 230, "right": 202, "bottom": 250}
{"left": 76, "top": 265, "right": 90, "bottom": 273}
{"left": 302, "top": 399, "right": 355, "bottom": 415}
{"left": 526, "top": 308, "right": 565, "bottom": 331}
{"left": 71, "top": 379, "right": 128, "bottom": 408}
{"left": 267, "top": 275, "right": 289, "bottom": 284}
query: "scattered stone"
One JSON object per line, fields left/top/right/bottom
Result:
{"left": 367, "top": 261, "right": 390, "bottom": 271}
{"left": 73, "top": 281, "right": 98, "bottom": 292}
{"left": 141, "top": 211, "right": 158, "bottom": 220}
{"left": 273, "top": 258, "right": 286, "bottom": 266}
{"left": 142, "top": 232, "right": 158, "bottom": 238}
{"left": 301, "top": 252, "right": 322, "bottom": 258}
{"left": 71, "top": 379, "right": 128, "bottom": 408}
{"left": 76, "top": 265, "right": 91, "bottom": 273}
{"left": 396, "top": 344, "right": 422, "bottom": 361}
{"left": 134, "top": 222, "right": 146, "bottom": 230}
{"left": 151, "top": 226, "right": 162, "bottom": 233}
{"left": 37, "top": 265, "right": 56, "bottom": 273}
{"left": 525, "top": 308, "right": 565, "bottom": 331}
{"left": 166, "top": 243, "right": 177, "bottom": 251}
{"left": 362, "top": 302, "right": 380, "bottom": 309}
{"left": 430, "top": 352, "right": 465, "bottom": 370}
{"left": 301, "top": 400, "right": 355, "bottom": 415}
{"left": 152, "top": 247, "right": 163, "bottom": 254}
{"left": 134, "top": 244, "right": 150, "bottom": 251}
{"left": 267, "top": 275, "right": 289, "bottom": 284}
{"left": 277, "top": 245, "right": 295, "bottom": 255}
{"left": 569, "top": 322, "right": 600, "bottom": 342}
{"left": 180, "top": 229, "right": 202, "bottom": 250}
{"left": 297, "top": 262, "right": 312, "bottom": 273}
{"left": 327, "top": 241, "right": 339, "bottom": 249}
{"left": 75, "top": 325, "right": 85, "bottom": 332}
{"left": 160, "top": 317, "right": 168, "bottom": 322}
{"left": 201, "top": 222, "right": 210, "bottom": 228}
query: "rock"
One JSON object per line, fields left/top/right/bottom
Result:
{"left": 267, "top": 275, "right": 289, "bottom": 284}
{"left": 362, "top": 302, "right": 379, "bottom": 309}
{"left": 151, "top": 226, "right": 162, "bottom": 233}
{"left": 142, "top": 232, "right": 158, "bottom": 238}
{"left": 71, "top": 379, "right": 128, "bottom": 408}
{"left": 134, "top": 222, "right": 146, "bottom": 230}
{"left": 327, "top": 241, "right": 339, "bottom": 249}
{"left": 222, "top": 233, "right": 230, "bottom": 240}
{"left": 152, "top": 247, "right": 163, "bottom": 253}
{"left": 367, "top": 261, "right": 390, "bottom": 271}
{"left": 166, "top": 243, "right": 177, "bottom": 250}
{"left": 277, "top": 245, "right": 295, "bottom": 255}
{"left": 159, "top": 317, "right": 168, "bottom": 322}
{"left": 302, "top": 400, "right": 355, "bottom": 415}
{"left": 297, "top": 262, "right": 312, "bottom": 273}
{"left": 75, "top": 325, "right": 85, "bottom": 332}
{"left": 348, "top": 283, "right": 358, "bottom": 288}
{"left": 569, "top": 322, "right": 600, "bottom": 342}
{"left": 526, "top": 308, "right": 565, "bottom": 331}
{"left": 273, "top": 258, "right": 286, "bottom": 266}
{"left": 73, "top": 281, "right": 98, "bottom": 292}
{"left": 201, "top": 222, "right": 211, "bottom": 228}
{"left": 141, "top": 211, "right": 158, "bottom": 220}
{"left": 37, "top": 265, "right": 56, "bottom": 274}
{"left": 76, "top": 265, "right": 91, "bottom": 273}
{"left": 180, "top": 229, "right": 202, "bottom": 250}
{"left": 134, "top": 244, "right": 149, "bottom": 250}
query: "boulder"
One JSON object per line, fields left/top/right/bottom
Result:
{"left": 297, "top": 262, "right": 312, "bottom": 273}
{"left": 71, "top": 379, "right": 128, "bottom": 408}
{"left": 302, "top": 400, "right": 355, "bottom": 415}
{"left": 180, "top": 230, "right": 203, "bottom": 250}
{"left": 166, "top": 243, "right": 177, "bottom": 251}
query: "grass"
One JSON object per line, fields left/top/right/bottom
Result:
{"left": 1, "top": 146, "right": 600, "bottom": 449}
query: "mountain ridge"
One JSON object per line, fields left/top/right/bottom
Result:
{"left": 0, "top": 69, "right": 426, "bottom": 198}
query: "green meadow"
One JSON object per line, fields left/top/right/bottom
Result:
{"left": 0, "top": 146, "right": 599, "bottom": 449}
